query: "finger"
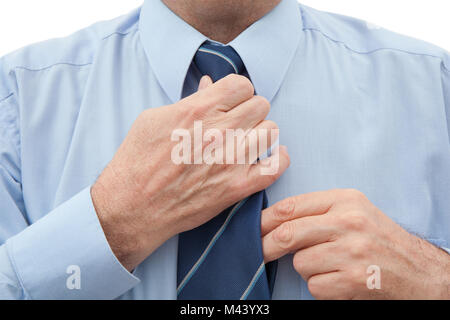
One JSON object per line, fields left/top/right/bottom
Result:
{"left": 245, "top": 145, "right": 290, "bottom": 194}
{"left": 214, "top": 74, "right": 255, "bottom": 110}
{"left": 262, "top": 214, "right": 337, "bottom": 263}
{"left": 226, "top": 95, "right": 270, "bottom": 131}
{"left": 183, "top": 74, "right": 254, "bottom": 112}
{"left": 226, "top": 120, "right": 279, "bottom": 166}
{"left": 220, "top": 120, "right": 278, "bottom": 166}
{"left": 245, "top": 120, "right": 279, "bottom": 164}
{"left": 293, "top": 241, "right": 341, "bottom": 281}
{"left": 198, "top": 75, "right": 213, "bottom": 90}
{"left": 261, "top": 190, "right": 337, "bottom": 237}
{"left": 307, "top": 272, "right": 347, "bottom": 300}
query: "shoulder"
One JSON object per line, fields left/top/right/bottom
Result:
{"left": 0, "top": 7, "right": 141, "bottom": 100}
{"left": 299, "top": 4, "right": 450, "bottom": 71}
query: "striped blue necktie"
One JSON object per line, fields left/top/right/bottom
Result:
{"left": 177, "top": 42, "right": 277, "bottom": 300}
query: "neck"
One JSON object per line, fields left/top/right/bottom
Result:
{"left": 162, "top": 0, "right": 281, "bottom": 44}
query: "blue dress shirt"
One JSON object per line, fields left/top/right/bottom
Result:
{"left": 0, "top": 0, "right": 449, "bottom": 299}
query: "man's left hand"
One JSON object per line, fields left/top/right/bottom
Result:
{"left": 261, "top": 189, "right": 450, "bottom": 299}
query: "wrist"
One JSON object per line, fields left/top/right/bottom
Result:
{"left": 91, "top": 179, "right": 174, "bottom": 272}
{"left": 413, "top": 237, "right": 450, "bottom": 299}
{"left": 90, "top": 180, "right": 139, "bottom": 271}
{"left": 436, "top": 248, "right": 450, "bottom": 299}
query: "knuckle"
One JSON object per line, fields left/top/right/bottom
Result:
{"left": 346, "top": 268, "right": 365, "bottom": 290}
{"left": 236, "top": 179, "right": 249, "bottom": 194}
{"left": 235, "top": 75, "right": 254, "bottom": 94}
{"left": 334, "top": 209, "right": 367, "bottom": 232}
{"left": 264, "top": 119, "right": 279, "bottom": 131}
{"left": 258, "top": 166, "right": 280, "bottom": 187}
{"left": 274, "top": 198, "right": 296, "bottom": 222}
{"left": 273, "top": 221, "right": 295, "bottom": 250}
{"left": 187, "top": 103, "right": 209, "bottom": 120}
{"left": 270, "top": 171, "right": 281, "bottom": 183}
{"left": 229, "top": 174, "right": 249, "bottom": 195}
{"left": 292, "top": 253, "right": 305, "bottom": 274}
{"left": 137, "top": 109, "right": 151, "bottom": 122}
{"left": 224, "top": 74, "right": 254, "bottom": 96}
{"left": 342, "top": 211, "right": 368, "bottom": 231}
{"left": 252, "top": 95, "right": 271, "bottom": 114}
{"left": 342, "top": 189, "right": 367, "bottom": 203}
{"left": 264, "top": 170, "right": 280, "bottom": 185}
{"left": 348, "top": 238, "right": 371, "bottom": 259}
{"left": 307, "top": 277, "right": 324, "bottom": 299}
{"left": 224, "top": 73, "right": 242, "bottom": 84}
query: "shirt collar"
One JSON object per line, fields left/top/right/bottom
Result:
{"left": 139, "top": 0, "right": 303, "bottom": 103}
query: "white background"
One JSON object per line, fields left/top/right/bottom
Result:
{"left": 0, "top": 0, "right": 449, "bottom": 57}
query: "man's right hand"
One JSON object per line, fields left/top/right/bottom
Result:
{"left": 91, "top": 74, "right": 290, "bottom": 271}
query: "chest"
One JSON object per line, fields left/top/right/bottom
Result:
{"left": 19, "top": 46, "right": 450, "bottom": 242}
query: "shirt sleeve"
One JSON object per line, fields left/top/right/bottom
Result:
{"left": 0, "top": 92, "right": 139, "bottom": 300}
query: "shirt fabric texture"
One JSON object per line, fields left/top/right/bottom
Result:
{"left": 0, "top": 0, "right": 449, "bottom": 299}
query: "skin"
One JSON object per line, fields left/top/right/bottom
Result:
{"left": 261, "top": 189, "right": 450, "bottom": 299}
{"left": 92, "top": 75, "right": 290, "bottom": 270}
{"left": 92, "top": 0, "right": 450, "bottom": 299}
{"left": 162, "top": 0, "right": 282, "bottom": 44}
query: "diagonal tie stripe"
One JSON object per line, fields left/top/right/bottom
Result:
{"left": 197, "top": 48, "right": 239, "bottom": 74}
{"left": 177, "top": 199, "right": 247, "bottom": 295}
{"left": 193, "top": 42, "right": 246, "bottom": 82}
{"left": 177, "top": 191, "right": 273, "bottom": 300}
{"left": 177, "top": 41, "right": 277, "bottom": 300}
{"left": 241, "top": 261, "right": 266, "bottom": 300}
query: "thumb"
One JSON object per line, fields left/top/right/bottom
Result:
{"left": 198, "top": 75, "right": 213, "bottom": 90}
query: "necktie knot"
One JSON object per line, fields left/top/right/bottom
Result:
{"left": 194, "top": 42, "right": 246, "bottom": 82}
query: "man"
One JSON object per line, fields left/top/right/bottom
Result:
{"left": 0, "top": 0, "right": 449, "bottom": 300}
